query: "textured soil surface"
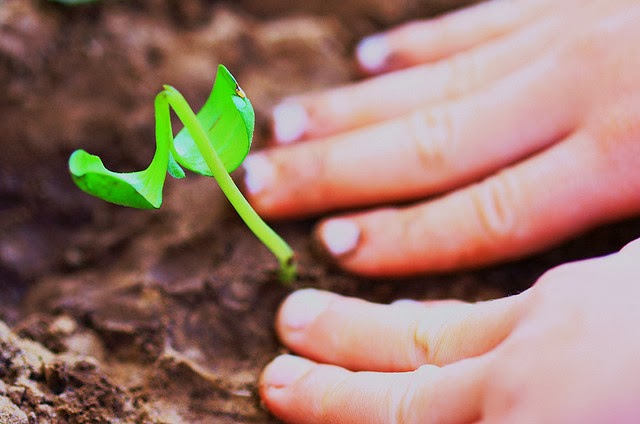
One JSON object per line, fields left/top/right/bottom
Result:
{"left": 1, "top": 0, "right": 639, "bottom": 422}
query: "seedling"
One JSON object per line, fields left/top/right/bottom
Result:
{"left": 69, "top": 65, "right": 296, "bottom": 283}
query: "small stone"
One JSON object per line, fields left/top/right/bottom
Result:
{"left": 50, "top": 316, "right": 78, "bottom": 335}
{"left": 0, "top": 395, "right": 28, "bottom": 424}
{"left": 35, "top": 404, "right": 56, "bottom": 419}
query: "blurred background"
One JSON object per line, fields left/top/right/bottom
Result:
{"left": 1, "top": 1, "right": 638, "bottom": 423}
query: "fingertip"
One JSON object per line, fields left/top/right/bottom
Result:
{"left": 272, "top": 101, "right": 309, "bottom": 144}
{"left": 259, "top": 354, "right": 317, "bottom": 423}
{"left": 260, "top": 354, "right": 315, "bottom": 391}
{"left": 313, "top": 212, "right": 405, "bottom": 277}
{"left": 277, "top": 289, "right": 333, "bottom": 333}
{"left": 241, "top": 153, "right": 275, "bottom": 198}
{"left": 356, "top": 34, "right": 391, "bottom": 73}
{"left": 312, "top": 218, "right": 362, "bottom": 265}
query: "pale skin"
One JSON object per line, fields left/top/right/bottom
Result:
{"left": 260, "top": 239, "right": 640, "bottom": 423}
{"left": 243, "top": 0, "right": 640, "bottom": 277}
{"left": 249, "top": 0, "right": 640, "bottom": 422}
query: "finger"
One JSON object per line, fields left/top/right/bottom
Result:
{"left": 246, "top": 51, "right": 582, "bottom": 219}
{"left": 260, "top": 354, "right": 486, "bottom": 424}
{"left": 275, "top": 289, "right": 524, "bottom": 371}
{"left": 620, "top": 238, "right": 640, "bottom": 254}
{"left": 313, "top": 127, "right": 640, "bottom": 276}
{"left": 272, "top": 13, "right": 562, "bottom": 143}
{"left": 357, "top": 0, "right": 553, "bottom": 74}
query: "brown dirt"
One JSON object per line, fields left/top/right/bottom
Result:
{"left": 1, "top": 0, "right": 639, "bottom": 422}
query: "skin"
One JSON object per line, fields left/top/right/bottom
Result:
{"left": 242, "top": 0, "right": 640, "bottom": 277}
{"left": 260, "top": 239, "right": 640, "bottom": 423}
{"left": 250, "top": 0, "right": 640, "bottom": 422}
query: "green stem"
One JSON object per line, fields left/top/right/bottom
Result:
{"left": 160, "top": 87, "right": 296, "bottom": 283}
{"left": 148, "top": 93, "right": 173, "bottom": 175}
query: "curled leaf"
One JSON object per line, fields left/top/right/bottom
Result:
{"left": 69, "top": 150, "right": 165, "bottom": 209}
{"left": 172, "top": 64, "right": 255, "bottom": 175}
{"left": 68, "top": 64, "right": 254, "bottom": 209}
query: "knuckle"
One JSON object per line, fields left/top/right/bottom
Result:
{"left": 587, "top": 104, "right": 640, "bottom": 190}
{"left": 405, "top": 105, "right": 455, "bottom": 171}
{"left": 555, "top": 16, "right": 610, "bottom": 78}
{"left": 392, "top": 365, "right": 440, "bottom": 424}
{"left": 560, "top": 31, "right": 603, "bottom": 70}
{"left": 392, "top": 379, "right": 419, "bottom": 424}
{"left": 555, "top": 8, "right": 638, "bottom": 91}
{"left": 318, "top": 371, "right": 352, "bottom": 421}
{"left": 410, "top": 317, "right": 431, "bottom": 365}
{"left": 468, "top": 173, "right": 520, "bottom": 244}
{"left": 409, "top": 303, "right": 472, "bottom": 366}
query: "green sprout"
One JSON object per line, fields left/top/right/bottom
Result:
{"left": 69, "top": 65, "right": 296, "bottom": 283}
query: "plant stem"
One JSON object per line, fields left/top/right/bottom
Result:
{"left": 161, "top": 88, "right": 296, "bottom": 283}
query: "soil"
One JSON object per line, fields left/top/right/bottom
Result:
{"left": 1, "top": 0, "right": 639, "bottom": 422}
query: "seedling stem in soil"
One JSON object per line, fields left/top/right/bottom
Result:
{"left": 69, "top": 65, "right": 296, "bottom": 283}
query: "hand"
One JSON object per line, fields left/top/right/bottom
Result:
{"left": 259, "top": 238, "right": 640, "bottom": 423}
{"left": 242, "top": 0, "right": 640, "bottom": 277}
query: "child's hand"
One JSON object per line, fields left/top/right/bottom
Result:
{"left": 243, "top": 0, "right": 640, "bottom": 276}
{"left": 260, "top": 238, "right": 640, "bottom": 423}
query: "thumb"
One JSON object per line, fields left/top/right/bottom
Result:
{"left": 260, "top": 354, "right": 485, "bottom": 424}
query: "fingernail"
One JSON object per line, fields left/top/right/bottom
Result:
{"left": 242, "top": 153, "right": 275, "bottom": 196}
{"left": 391, "top": 299, "right": 420, "bottom": 306}
{"left": 280, "top": 289, "right": 332, "bottom": 330}
{"left": 272, "top": 102, "right": 308, "bottom": 144}
{"left": 317, "top": 219, "right": 361, "bottom": 257}
{"left": 356, "top": 34, "right": 390, "bottom": 72}
{"left": 262, "top": 354, "right": 314, "bottom": 389}
{"left": 390, "top": 299, "right": 424, "bottom": 311}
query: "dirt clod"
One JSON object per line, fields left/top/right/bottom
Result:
{"left": 0, "top": 395, "right": 28, "bottom": 424}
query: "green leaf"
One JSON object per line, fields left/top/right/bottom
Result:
{"left": 69, "top": 150, "right": 165, "bottom": 209}
{"left": 167, "top": 152, "right": 186, "bottom": 179}
{"left": 68, "top": 65, "right": 253, "bottom": 210}
{"left": 68, "top": 89, "right": 174, "bottom": 209}
{"left": 172, "top": 64, "right": 255, "bottom": 176}
{"left": 67, "top": 66, "right": 295, "bottom": 282}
